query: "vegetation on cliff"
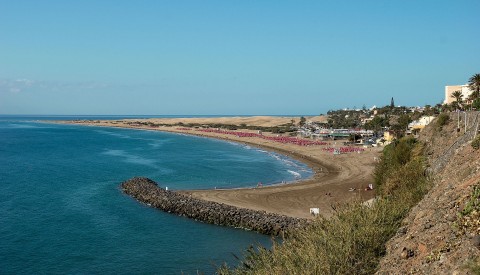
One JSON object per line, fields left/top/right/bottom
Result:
{"left": 472, "top": 135, "right": 480, "bottom": 150}
{"left": 459, "top": 183, "right": 480, "bottom": 273}
{"left": 435, "top": 113, "right": 450, "bottom": 130}
{"left": 218, "top": 137, "right": 431, "bottom": 274}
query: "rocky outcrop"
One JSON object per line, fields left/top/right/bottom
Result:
{"left": 121, "top": 177, "right": 306, "bottom": 236}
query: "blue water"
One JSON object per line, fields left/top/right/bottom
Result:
{"left": 0, "top": 117, "right": 312, "bottom": 274}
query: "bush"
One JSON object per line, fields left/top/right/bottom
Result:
{"left": 374, "top": 137, "right": 418, "bottom": 190}
{"left": 458, "top": 183, "right": 480, "bottom": 237}
{"left": 473, "top": 99, "right": 480, "bottom": 110}
{"left": 460, "top": 184, "right": 480, "bottom": 216}
{"left": 436, "top": 113, "right": 450, "bottom": 130}
{"left": 465, "top": 258, "right": 480, "bottom": 274}
{"left": 472, "top": 136, "right": 480, "bottom": 150}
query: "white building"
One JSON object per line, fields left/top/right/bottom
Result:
{"left": 408, "top": 116, "right": 436, "bottom": 131}
{"left": 444, "top": 84, "right": 473, "bottom": 104}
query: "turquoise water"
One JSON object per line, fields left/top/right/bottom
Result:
{"left": 0, "top": 117, "right": 312, "bottom": 274}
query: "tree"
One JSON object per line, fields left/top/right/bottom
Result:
{"left": 473, "top": 99, "right": 480, "bottom": 110}
{"left": 468, "top": 73, "right": 480, "bottom": 101}
{"left": 365, "top": 115, "right": 388, "bottom": 132}
{"left": 390, "top": 114, "right": 411, "bottom": 138}
{"left": 390, "top": 97, "right": 395, "bottom": 109}
{"left": 451, "top": 90, "right": 463, "bottom": 109}
{"left": 424, "top": 104, "right": 435, "bottom": 115}
{"left": 299, "top": 116, "right": 306, "bottom": 126}
{"left": 397, "top": 114, "right": 412, "bottom": 130}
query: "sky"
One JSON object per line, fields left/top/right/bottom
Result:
{"left": 0, "top": 1, "right": 479, "bottom": 115}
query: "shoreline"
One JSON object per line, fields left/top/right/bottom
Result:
{"left": 51, "top": 119, "right": 380, "bottom": 219}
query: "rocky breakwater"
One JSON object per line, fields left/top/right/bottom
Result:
{"left": 121, "top": 177, "right": 306, "bottom": 236}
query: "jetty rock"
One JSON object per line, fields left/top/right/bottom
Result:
{"left": 121, "top": 177, "right": 306, "bottom": 236}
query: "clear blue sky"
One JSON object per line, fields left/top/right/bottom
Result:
{"left": 1, "top": 0, "right": 479, "bottom": 115}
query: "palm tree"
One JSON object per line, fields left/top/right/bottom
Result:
{"left": 451, "top": 90, "right": 463, "bottom": 110}
{"left": 451, "top": 90, "right": 463, "bottom": 103}
{"left": 468, "top": 73, "right": 480, "bottom": 101}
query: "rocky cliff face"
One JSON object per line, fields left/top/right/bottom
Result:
{"left": 121, "top": 177, "right": 306, "bottom": 236}
{"left": 377, "top": 112, "right": 480, "bottom": 274}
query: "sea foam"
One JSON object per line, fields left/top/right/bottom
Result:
{"left": 287, "top": 170, "right": 301, "bottom": 178}
{"left": 102, "top": 149, "right": 158, "bottom": 167}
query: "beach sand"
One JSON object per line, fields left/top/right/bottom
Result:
{"left": 61, "top": 116, "right": 380, "bottom": 219}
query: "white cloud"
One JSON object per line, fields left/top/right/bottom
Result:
{"left": 0, "top": 78, "right": 36, "bottom": 94}
{"left": 0, "top": 78, "right": 115, "bottom": 94}
{"left": 9, "top": 87, "right": 21, "bottom": 93}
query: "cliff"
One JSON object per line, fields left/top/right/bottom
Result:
{"left": 377, "top": 112, "right": 480, "bottom": 274}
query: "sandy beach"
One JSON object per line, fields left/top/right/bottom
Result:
{"left": 61, "top": 116, "right": 380, "bottom": 219}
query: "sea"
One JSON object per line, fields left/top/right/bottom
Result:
{"left": 0, "top": 115, "right": 312, "bottom": 274}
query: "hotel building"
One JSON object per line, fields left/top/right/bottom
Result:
{"left": 444, "top": 84, "right": 473, "bottom": 104}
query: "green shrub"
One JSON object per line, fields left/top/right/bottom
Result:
{"left": 460, "top": 184, "right": 480, "bottom": 217}
{"left": 458, "top": 183, "right": 480, "bottom": 241}
{"left": 465, "top": 257, "right": 480, "bottom": 274}
{"left": 373, "top": 137, "right": 418, "bottom": 191}
{"left": 436, "top": 113, "right": 450, "bottom": 130}
{"left": 473, "top": 99, "right": 480, "bottom": 110}
{"left": 472, "top": 136, "right": 480, "bottom": 150}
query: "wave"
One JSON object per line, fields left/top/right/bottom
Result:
{"left": 95, "top": 130, "right": 131, "bottom": 139}
{"left": 287, "top": 170, "right": 301, "bottom": 178}
{"left": 148, "top": 140, "right": 167, "bottom": 148}
{"left": 226, "top": 141, "right": 241, "bottom": 146}
{"left": 282, "top": 159, "right": 297, "bottom": 167}
{"left": 6, "top": 123, "right": 47, "bottom": 129}
{"left": 267, "top": 152, "right": 299, "bottom": 168}
{"left": 225, "top": 142, "right": 253, "bottom": 151}
{"left": 102, "top": 149, "right": 158, "bottom": 168}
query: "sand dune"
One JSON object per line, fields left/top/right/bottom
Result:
{"left": 127, "top": 115, "right": 328, "bottom": 127}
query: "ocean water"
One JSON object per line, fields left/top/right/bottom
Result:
{"left": 0, "top": 117, "right": 312, "bottom": 274}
